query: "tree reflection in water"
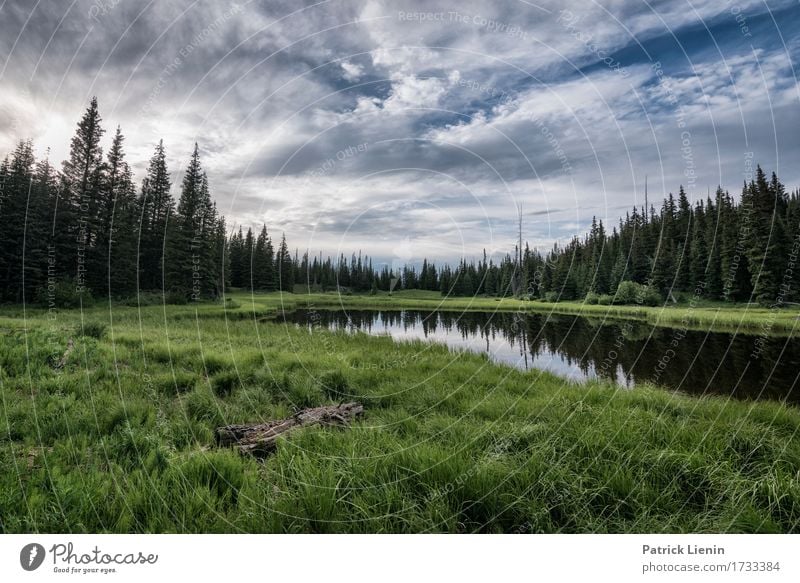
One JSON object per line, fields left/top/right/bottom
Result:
{"left": 287, "top": 309, "right": 800, "bottom": 404}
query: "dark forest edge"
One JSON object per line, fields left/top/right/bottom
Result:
{"left": 2, "top": 99, "right": 799, "bottom": 311}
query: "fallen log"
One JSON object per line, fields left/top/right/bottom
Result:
{"left": 215, "top": 402, "right": 364, "bottom": 457}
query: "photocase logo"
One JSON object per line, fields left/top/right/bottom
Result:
{"left": 20, "top": 543, "right": 46, "bottom": 571}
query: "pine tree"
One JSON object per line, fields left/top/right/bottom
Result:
{"left": 276, "top": 233, "right": 294, "bottom": 292}
{"left": 610, "top": 248, "right": 627, "bottom": 292}
{"left": 253, "top": 226, "right": 275, "bottom": 290}
{"left": 674, "top": 186, "right": 692, "bottom": 291}
{"left": 166, "top": 144, "right": 219, "bottom": 299}
{"left": 652, "top": 194, "right": 676, "bottom": 296}
{"left": 242, "top": 228, "right": 254, "bottom": 290}
{"left": 743, "top": 167, "right": 788, "bottom": 305}
{"left": 214, "top": 215, "right": 230, "bottom": 294}
{"left": 59, "top": 97, "right": 105, "bottom": 295}
{"left": 0, "top": 142, "right": 35, "bottom": 301}
{"left": 588, "top": 218, "right": 609, "bottom": 294}
{"left": 138, "top": 140, "right": 173, "bottom": 291}
{"left": 227, "top": 228, "right": 242, "bottom": 287}
{"left": 25, "top": 152, "right": 58, "bottom": 300}
{"left": 199, "top": 180, "right": 222, "bottom": 298}
{"left": 628, "top": 208, "right": 649, "bottom": 284}
{"left": 689, "top": 201, "right": 707, "bottom": 294}
{"left": 703, "top": 192, "right": 723, "bottom": 299}
{"left": 95, "top": 126, "right": 138, "bottom": 297}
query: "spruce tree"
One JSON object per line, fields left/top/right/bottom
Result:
{"left": 253, "top": 226, "right": 275, "bottom": 290}
{"left": 95, "top": 126, "right": 138, "bottom": 297}
{"left": 228, "top": 227, "right": 245, "bottom": 288}
{"left": 0, "top": 142, "right": 35, "bottom": 301}
{"left": 674, "top": 186, "right": 692, "bottom": 291}
{"left": 743, "top": 167, "right": 788, "bottom": 305}
{"left": 59, "top": 97, "right": 105, "bottom": 295}
{"left": 703, "top": 192, "right": 723, "bottom": 299}
{"left": 25, "top": 152, "right": 58, "bottom": 300}
{"left": 242, "top": 228, "right": 254, "bottom": 290}
{"left": 276, "top": 233, "right": 294, "bottom": 292}
{"left": 166, "top": 144, "right": 218, "bottom": 299}
{"left": 138, "top": 140, "right": 173, "bottom": 291}
{"left": 689, "top": 201, "right": 707, "bottom": 293}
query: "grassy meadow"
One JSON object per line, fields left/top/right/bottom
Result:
{"left": 0, "top": 291, "right": 799, "bottom": 533}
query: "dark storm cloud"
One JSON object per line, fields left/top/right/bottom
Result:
{"left": 1, "top": 0, "right": 798, "bottom": 262}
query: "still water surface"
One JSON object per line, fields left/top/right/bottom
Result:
{"left": 286, "top": 309, "right": 800, "bottom": 403}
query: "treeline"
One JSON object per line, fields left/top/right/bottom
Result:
{"left": 294, "top": 168, "right": 800, "bottom": 307}
{"left": 0, "top": 99, "right": 278, "bottom": 305}
{"left": 294, "top": 169, "right": 800, "bottom": 306}
{"left": 521, "top": 174, "right": 800, "bottom": 306}
{"left": 2, "top": 99, "right": 798, "bottom": 307}
{"left": 0, "top": 98, "right": 229, "bottom": 304}
{"left": 0, "top": 97, "right": 524, "bottom": 303}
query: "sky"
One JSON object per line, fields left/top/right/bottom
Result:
{"left": 1, "top": 0, "right": 799, "bottom": 266}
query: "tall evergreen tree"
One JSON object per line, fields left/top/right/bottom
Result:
{"left": 276, "top": 233, "right": 294, "bottom": 292}
{"left": 242, "top": 228, "right": 254, "bottom": 290}
{"left": 743, "top": 167, "right": 788, "bottom": 305}
{"left": 674, "top": 186, "right": 693, "bottom": 291}
{"left": 59, "top": 97, "right": 105, "bottom": 295}
{"left": 26, "top": 151, "right": 59, "bottom": 300}
{"left": 94, "top": 126, "right": 138, "bottom": 297}
{"left": 0, "top": 141, "right": 35, "bottom": 301}
{"left": 138, "top": 140, "right": 173, "bottom": 291}
{"left": 252, "top": 226, "right": 275, "bottom": 290}
{"left": 166, "top": 144, "right": 219, "bottom": 298}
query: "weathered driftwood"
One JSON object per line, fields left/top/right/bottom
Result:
{"left": 215, "top": 402, "right": 364, "bottom": 457}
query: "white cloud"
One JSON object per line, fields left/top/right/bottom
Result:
{"left": 0, "top": 0, "right": 797, "bottom": 261}
{"left": 341, "top": 60, "right": 364, "bottom": 81}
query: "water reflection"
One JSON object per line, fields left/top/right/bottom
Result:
{"left": 286, "top": 309, "right": 800, "bottom": 403}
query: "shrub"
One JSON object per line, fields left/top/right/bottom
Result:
{"left": 613, "top": 281, "right": 662, "bottom": 306}
{"left": 155, "top": 371, "right": 197, "bottom": 396}
{"left": 210, "top": 370, "right": 240, "bottom": 397}
{"left": 119, "top": 292, "right": 162, "bottom": 307}
{"left": 184, "top": 388, "right": 222, "bottom": 424}
{"left": 544, "top": 291, "right": 559, "bottom": 303}
{"left": 203, "top": 353, "right": 233, "bottom": 375}
{"left": 283, "top": 373, "right": 323, "bottom": 408}
{"left": 36, "top": 278, "right": 93, "bottom": 309}
{"left": 614, "top": 281, "right": 639, "bottom": 305}
{"left": 597, "top": 294, "right": 613, "bottom": 305}
{"left": 117, "top": 291, "right": 202, "bottom": 307}
{"left": 584, "top": 292, "right": 599, "bottom": 305}
{"left": 78, "top": 321, "right": 107, "bottom": 339}
{"left": 638, "top": 286, "right": 662, "bottom": 307}
{"left": 319, "top": 370, "right": 350, "bottom": 401}
{"left": 170, "top": 451, "right": 245, "bottom": 508}
{"left": 164, "top": 290, "right": 188, "bottom": 305}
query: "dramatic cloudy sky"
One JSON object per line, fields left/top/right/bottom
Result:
{"left": 1, "top": 0, "right": 799, "bottom": 264}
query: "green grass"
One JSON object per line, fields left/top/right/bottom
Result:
{"left": 0, "top": 294, "right": 798, "bottom": 533}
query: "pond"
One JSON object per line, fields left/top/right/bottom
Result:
{"left": 285, "top": 309, "right": 800, "bottom": 404}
